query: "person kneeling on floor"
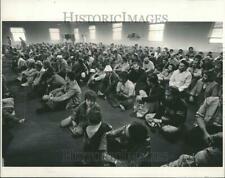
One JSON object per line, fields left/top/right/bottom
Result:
{"left": 36, "top": 72, "right": 81, "bottom": 113}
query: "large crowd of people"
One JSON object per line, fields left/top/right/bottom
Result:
{"left": 2, "top": 40, "right": 223, "bottom": 166}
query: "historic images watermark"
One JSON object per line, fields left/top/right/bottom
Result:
{"left": 61, "top": 149, "right": 169, "bottom": 164}
{"left": 63, "top": 11, "right": 168, "bottom": 23}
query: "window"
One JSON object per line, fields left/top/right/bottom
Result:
{"left": 209, "top": 22, "right": 223, "bottom": 43}
{"left": 74, "top": 28, "right": 79, "bottom": 41}
{"left": 113, "top": 23, "right": 122, "bottom": 40}
{"left": 89, "top": 25, "right": 96, "bottom": 40}
{"left": 148, "top": 24, "right": 165, "bottom": 42}
{"left": 49, "top": 28, "right": 60, "bottom": 41}
{"left": 10, "top": 27, "right": 26, "bottom": 41}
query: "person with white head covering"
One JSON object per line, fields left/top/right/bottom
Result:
{"left": 97, "top": 65, "right": 120, "bottom": 98}
{"left": 87, "top": 65, "right": 105, "bottom": 92}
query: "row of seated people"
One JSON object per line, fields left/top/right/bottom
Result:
{"left": 3, "top": 42, "right": 223, "bottom": 166}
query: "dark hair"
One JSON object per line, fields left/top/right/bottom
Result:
{"left": 167, "top": 63, "right": 175, "bottom": 71}
{"left": 194, "top": 54, "right": 202, "bottom": 60}
{"left": 35, "top": 62, "right": 43, "bottom": 70}
{"left": 120, "top": 71, "right": 129, "bottom": 81}
{"left": 132, "top": 58, "right": 140, "bottom": 65}
{"left": 203, "top": 70, "right": 215, "bottom": 82}
{"left": 122, "top": 57, "right": 128, "bottom": 62}
{"left": 147, "top": 73, "right": 158, "bottom": 84}
{"left": 67, "top": 72, "right": 75, "bottom": 81}
{"left": 178, "top": 49, "right": 183, "bottom": 53}
{"left": 42, "top": 67, "right": 54, "bottom": 80}
{"left": 180, "top": 60, "right": 189, "bottom": 68}
{"left": 87, "top": 110, "right": 102, "bottom": 125}
{"left": 43, "top": 60, "right": 51, "bottom": 68}
{"left": 215, "top": 60, "right": 222, "bottom": 70}
{"left": 128, "top": 121, "right": 148, "bottom": 144}
{"left": 85, "top": 90, "right": 97, "bottom": 102}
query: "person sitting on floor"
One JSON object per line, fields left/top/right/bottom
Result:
{"left": 169, "top": 60, "right": 192, "bottom": 99}
{"left": 214, "top": 60, "right": 222, "bottom": 86}
{"left": 31, "top": 61, "right": 46, "bottom": 87}
{"left": 17, "top": 54, "right": 27, "bottom": 73}
{"left": 35, "top": 60, "right": 65, "bottom": 96}
{"left": 161, "top": 145, "right": 222, "bottom": 167}
{"left": 21, "top": 60, "right": 44, "bottom": 87}
{"left": 128, "top": 59, "right": 147, "bottom": 93}
{"left": 189, "top": 70, "right": 219, "bottom": 106}
{"left": 82, "top": 110, "right": 112, "bottom": 166}
{"left": 166, "top": 92, "right": 223, "bottom": 166}
{"left": 60, "top": 90, "right": 101, "bottom": 137}
{"left": 55, "top": 55, "right": 68, "bottom": 78}
{"left": 19, "top": 58, "right": 37, "bottom": 85}
{"left": 103, "top": 121, "right": 151, "bottom": 166}
{"left": 142, "top": 56, "right": 155, "bottom": 73}
{"left": 114, "top": 57, "right": 130, "bottom": 74}
{"left": 134, "top": 74, "right": 164, "bottom": 118}
{"left": 157, "top": 64, "right": 175, "bottom": 99}
{"left": 145, "top": 92, "right": 186, "bottom": 136}
{"left": 186, "top": 46, "right": 196, "bottom": 59}
{"left": 72, "top": 58, "right": 89, "bottom": 85}
{"left": 157, "top": 64, "right": 175, "bottom": 83}
{"left": 112, "top": 71, "right": 135, "bottom": 110}
{"left": 186, "top": 93, "right": 222, "bottom": 150}
{"left": 2, "top": 98, "right": 25, "bottom": 124}
{"left": 187, "top": 59, "right": 202, "bottom": 89}
{"left": 37, "top": 72, "right": 81, "bottom": 113}
{"left": 2, "top": 98, "right": 25, "bottom": 160}
{"left": 97, "top": 65, "right": 120, "bottom": 98}
{"left": 87, "top": 65, "right": 104, "bottom": 92}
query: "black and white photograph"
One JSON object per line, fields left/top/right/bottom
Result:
{"left": 0, "top": 0, "right": 224, "bottom": 177}
{"left": 2, "top": 21, "right": 223, "bottom": 167}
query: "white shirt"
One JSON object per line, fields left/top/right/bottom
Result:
{"left": 143, "top": 61, "right": 155, "bottom": 72}
{"left": 169, "top": 69, "right": 192, "bottom": 92}
{"left": 116, "top": 80, "right": 135, "bottom": 97}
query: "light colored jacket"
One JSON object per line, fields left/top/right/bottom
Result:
{"left": 190, "top": 79, "right": 219, "bottom": 98}
{"left": 52, "top": 80, "right": 82, "bottom": 106}
{"left": 196, "top": 97, "right": 222, "bottom": 126}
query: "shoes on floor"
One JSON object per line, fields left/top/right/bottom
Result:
{"left": 21, "top": 82, "right": 29, "bottom": 87}
{"left": 18, "top": 118, "right": 26, "bottom": 124}
{"left": 17, "top": 76, "right": 22, "bottom": 81}
{"left": 119, "top": 104, "right": 125, "bottom": 111}
{"left": 97, "top": 90, "right": 104, "bottom": 96}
